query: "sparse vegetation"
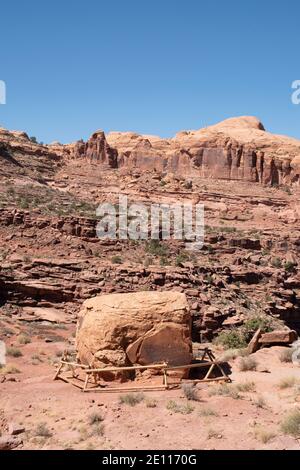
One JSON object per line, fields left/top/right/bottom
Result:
{"left": 199, "top": 407, "right": 219, "bottom": 417}
{"left": 235, "top": 381, "right": 256, "bottom": 393}
{"left": 175, "top": 251, "right": 192, "bottom": 267}
{"left": 181, "top": 383, "right": 199, "bottom": 401}
{"left": 166, "top": 400, "right": 194, "bottom": 415}
{"left": 238, "top": 357, "right": 257, "bottom": 372}
{"left": 253, "top": 427, "right": 276, "bottom": 444}
{"left": 6, "top": 347, "right": 23, "bottom": 358}
{"left": 145, "top": 240, "right": 169, "bottom": 258}
{"left": 284, "top": 261, "right": 297, "bottom": 273}
{"left": 119, "top": 393, "right": 145, "bottom": 406}
{"left": 253, "top": 395, "right": 267, "bottom": 409}
{"left": 90, "top": 423, "right": 105, "bottom": 437}
{"left": 271, "top": 257, "right": 282, "bottom": 269}
{"left": 0, "top": 364, "right": 20, "bottom": 375}
{"left": 279, "top": 348, "right": 294, "bottom": 363}
{"left": 18, "top": 334, "right": 31, "bottom": 345}
{"left": 243, "top": 316, "right": 273, "bottom": 339}
{"left": 278, "top": 377, "right": 297, "bottom": 390}
{"left": 207, "top": 428, "right": 222, "bottom": 439}
{"left": 208, "top": 383, "right": 241, "bottom": 400}
{"left": 214, "top": 330, "right": 247, "bottom": 350}
{"left": 34, "top": 423, "right": 52, "bottom": 438}
{"left": 221, "top": 348, "right": 249, "bottom": 361}
{"left": 146, "top": 399, "right": 157, "bottom": 408}
{"left": 31, "top": 354, "right": 43, "bottom": 363}
{"left": 281, "top": 409, "right": 300, "bottom": 437}
{"left": 111, "top": 256, "right": 123, "bottom": 264}
{"left": 88, "top": 412, "right": 104, "bottom": 425}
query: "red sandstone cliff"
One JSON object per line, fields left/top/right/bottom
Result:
{"left": 2, "top": 116, "right": 300, "bottom": 185}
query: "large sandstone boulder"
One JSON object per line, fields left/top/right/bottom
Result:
{"left": 76, "top": 291, "right": 192, "bottom": 378}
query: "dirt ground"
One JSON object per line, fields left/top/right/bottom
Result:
{"left": 1, "top": 325, "right": 300, "bottom": 450}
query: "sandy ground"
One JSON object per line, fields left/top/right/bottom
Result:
{"left": 1, "top": 328, "right": 300, "bottom": 450}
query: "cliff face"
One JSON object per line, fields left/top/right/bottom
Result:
{"left": 1, "top": 116, "right": 300, "bottom": 186}
{"left": 72, "top": 130, "right": 118, "bottom": 168}
{"left": 106, "top": 117, "right": 300, "bottom": 185}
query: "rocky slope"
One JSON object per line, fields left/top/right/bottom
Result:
{"left": 1, "top": 117, "right": 300, "bottom": 345}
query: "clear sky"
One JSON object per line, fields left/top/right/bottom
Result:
{"left": 1, "top": 0, "right": 300, "bottom": 143}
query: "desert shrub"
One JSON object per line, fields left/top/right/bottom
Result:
{"left": 18, "top": 334, "right": 31, "bottom": 345}
{"left": 146, "top": 240, "right": 169, "bottom": 258}
{"left": 166, "top": 400, "right": 194, "bottom": 415}
{"left": 6, "top": 347, "right": 23, "bottom": 358}
{"left": 243, "top": 316, "right": 273, "bottom": 340}
{"left": 181, "top": 383, "right": 198, "bottom": 401}
{"left": 281, "top": 409, "right": 300, "bottom": 437}
{"left": 34, "top": 423, "right": 52, "bottom": 438}
{"left": 235, "top": 381, "right": 256, "bottom": 393}
{"left": 175, "top": 251, "right": 191, "bottom": 267}
{"left": 221, "top": 348, "right": 249, "bottom": 361}
{"left": 207, "top": 428, "right": 222, "bottom": 439}
{"left": 111, "top": 256, "right": 123, "bottom": 264}
{"left": 199, "top": 407, "right": 219, "bottom": 417}
{"left": 208, "top": 383, "right": 240, "bottom": 400}
{"left": 214, "top": 330, "right": 247, "bottom": 350}
{"left": 90, "top": 423, "right": 105, "bottom": 437}
{"left": 216, "top": 316, "right": 275, "bottom": 351}
{"left": 160, "top": 256, "right": 169, "bottom": 267}
{"left": 88, "top": 412, "right": 104, "bottom": 425}
{"left": 253, "top": 395, "right": 267, "bottom": 409}
{"left": 146, "top": 399, "right": 157, "bottom": 408}
{"left": 284, "top": 261, "right": 297, "bottom": 273}
{"left": 278, "top": 377, "right": 297, "bottom": 389}
{"left": 0, "top": 364, "right": 20, "bottom": 374}
{"left": 221, "top": 226, "right": 236, "bottom": 233}
{"left": 238, "top": 357, "right": 257, "bottom": 372}
{"left": 254, "top": 427, "right": 276, "bottom": 444}
{"left": 119, "top": 393, "right": 145, "bottom": 406}
{"left": 271, "top": 257, "right": 282, "bottom": 268}
{"left": 279, "top": 349, "right": 294, "bottom": 363}
{"left": 31, "top": 354, "right": 43, "bottom": 363}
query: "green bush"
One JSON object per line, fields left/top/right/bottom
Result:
{"left": 146, "top": 240, "right": 169, "bottom": 258}
{"left": 214, "top": 330, "right": 247, "bottom": 350}
{"left": 175, "top": 251, "right": 191, "bottom": 267}
{"left": 284, "top": 261, "right": 297, "bottom": 273}
{"left": 243, "top": 316, "right": 273, "bottom": 341}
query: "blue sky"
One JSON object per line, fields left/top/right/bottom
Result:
{"left": 0, "top": 0, "right": 300, "bottom": 143}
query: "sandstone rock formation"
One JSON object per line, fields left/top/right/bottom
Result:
{"left": 72, "top": 130, "right": 118, "bottom": 168}
{"left": 105, "top": 117, "right": 300, "bottom": 185}
{"left": 2, "top": 116, "right": 300, "bottom": 186}
{"left": 76, "top": 291, "right": 192, "bottom": 378}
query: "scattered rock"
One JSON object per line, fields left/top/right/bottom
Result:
{"left": 8, "top": 423, "right": 25, "bottom": 436}
{"left": 0, "top": 436, "right": 22, "bottom": 450}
